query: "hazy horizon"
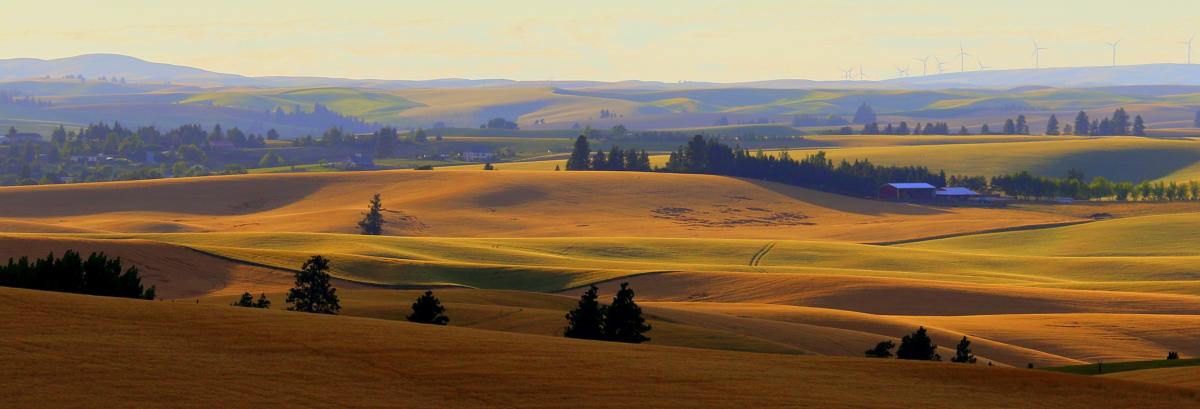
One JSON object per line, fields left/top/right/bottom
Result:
{"left": 3, "top": 0, "right": 1197, "bottom": 83}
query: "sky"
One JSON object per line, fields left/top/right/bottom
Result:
{"left": 1, "top": 0, "right": 1196, "bottom": 82}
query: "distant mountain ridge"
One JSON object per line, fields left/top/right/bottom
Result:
{"left": 5, "top": 54, "right": 1200, "bottom": 91}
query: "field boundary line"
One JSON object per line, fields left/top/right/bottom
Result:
{"left": 868, "top": 220, "right": 1094, "bottom": 246}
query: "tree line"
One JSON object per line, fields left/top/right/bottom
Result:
{"left": 565, "top": 136, "right": 652, "bottom": 171}
{"left": 653, "top": 135, "right": 944, "bottom": 197}
{"left": 991, "top": 171, "right": 1200, "bottom": 201}
{"left": 0, "top": 251, "right": 155, "bottom": 300}
{"left": 848, "top": 108, "right": 1147, "bottom": 137}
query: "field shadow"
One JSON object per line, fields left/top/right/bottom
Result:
{"left": 1032, "top": 148, "right": 1200, "bottom": 182}
{"left": 741, "top": 179, "right": 948, "bottom": 216}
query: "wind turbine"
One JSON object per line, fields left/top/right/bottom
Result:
{"left": 1183, "top": 35, "right": 1195, "bottom": 64}
{"left": 934, "top": 56, "right": 947, "bottom": 74}
{"left": 915, "top": 56, "right": 931, "bottom": 76}
{"left": 1106, "top": 39, "right": 1121, "bottom": 67}
{"left": 858, "top": 65, "right": 869, "bottom": 81}
{"left": 840, "top": 68, "right": 854, "bottom": 80}
{"left": 977, "top": 59, "right": 991, "bottom": 71}
{"left": 956, "top": 43, "right": 971, "bottom": 73}
{"left": 1032, "top": 40, "right": 1048, "bottom": 68}
{"left": 895, "top": 65, "right": 910, "bottom": 78}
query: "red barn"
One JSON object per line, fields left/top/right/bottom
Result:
{"left": 879, "top": 182, "right": 936, "bottom": 201}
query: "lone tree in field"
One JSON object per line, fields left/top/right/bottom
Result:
{"left": 286, "top": 255, "right": 341, "bottom": 314}
{"left": 896, "top": 326, "right": 940, "bottom": 361}
{"left": 951, "top": 336, "right": 977, "bottom": 363}
{"left": 407, "top": 290, "right": 449, "bottom": 325}
{"left": 864, "top": 340, "right": 895, "bottom": 358}
{"left": 566, "top": 135, "right": 591, "bottom": 170}
{"left": 1168, "top": 352, "right": 1180, "bottom": 360}
{"left": 603, "top": 282, "right": 651, "bottom": 343}
{"left": 358, "top": 193, "right": 385, "bottom": 235}
{"left": 564, "top": 285, "right": 606, "bottom": 340}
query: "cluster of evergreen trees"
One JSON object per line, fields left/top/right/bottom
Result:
{"left": 860, "top": 122, "right": 956, "bottom": 135}
{"left": 564, "top": 284, "right": 651, "bottom": 343}
{"left": 1071, "top": 109, "right": 1145, "bottom": 136}
{"left": 865, "top": 327, "right": 976, "bottom": 364}
{"left": 291, "top": 127, "right": 407, "bottom": 158}
{"left": 660, "top": 135, "right": 944, "bottom": 197}
{"left": 565, "top": 136, "right": 652, "bottom": 171}
{"left": 0, "top": 251, "right": 155, "bottom": 300}
{"left": 264, "top": 103, "right": 374, "bottom": 133}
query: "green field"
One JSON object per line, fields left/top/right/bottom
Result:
{"left": 1045, "top": 358, "right": 1200, "bottom": 376}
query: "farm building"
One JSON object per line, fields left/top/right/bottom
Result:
{"left": 878, "top": 182, "right": 936, "bottom": 201}
{"left": 935, "top": 187, "right": 981, "bottom": 201}
{"left": 345, "top": 153, "right": 375, "bottom": 170}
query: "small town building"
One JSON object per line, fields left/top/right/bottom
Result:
{"left": 345, "top": 152, "right": 375, "bottom": 170}
{"left": 878, "top": 182, "right": 937, "bottom": 201}
{"left": 935, "top": 187, "right": 981, "bottom": 201}
{"left": 461, "top": 152, "right": 496, "bottom": 162}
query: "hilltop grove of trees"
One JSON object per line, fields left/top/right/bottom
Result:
{"left": 0, "top": 250, "right": 156, "bottom": 300}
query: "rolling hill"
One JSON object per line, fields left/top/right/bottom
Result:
{"left": 5, "top": 286, "right": 1198, "bottom": 408}
{"left": 0, "top": 170, "right": 1079, "bottom": 242}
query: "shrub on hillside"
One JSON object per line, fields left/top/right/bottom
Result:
{"left": 896, "top": 326, "right": 940, "bottom": 361}
{"left": 864, "top": 340, "right": 895, "bottom": 358}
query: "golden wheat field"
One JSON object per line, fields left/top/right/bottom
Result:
{"left": 5, "top": 287, "right": 1200, "bottom": 409}
{"left": 7, "top": 168, "right": 1200, "bottom": 406}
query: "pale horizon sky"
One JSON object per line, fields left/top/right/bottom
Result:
{"left": 2, "top": 0, "right": 1196, "bottom": 82}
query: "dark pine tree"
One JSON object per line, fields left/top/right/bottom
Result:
{"left": 1133, "top": 115, "right": 1146, "bottom": 136}
{"left": 852, "top": 102, "right": 877, "bottom": 124}
{"left": 1075, "top": 111, "right": 1091, "bottom": 136}
{"left": 896, "top": 326, "right": 940, "bottom": 361}
{"left": 286, "top": 255, "right": 341, "bottom": 314}
{"left": 253, "top": 293, "right": 271, "bottom": 309}
{"left": 1003, "top": 119, "right": 1016, "bottom": 135}
{"left": 1016, "top": 115, "right": 1029, "bottom": 135}
{"left": 602, "top": 282, "right": 651, "bottom": 343}
{"left": 407, "top": 290, "right": 449, "bottom": 325}
{"left": 232, "top": 292, "right": 254, "bottom": 307}
{"left": 566, "top": 135, "right": 591, "bottom": 170}
{"left": 564, "top": 285, "right": 606, "bottom": 340}
{"left": 1045, "top": 114, "right": 1060, "bottom": 136}
{"left": 358, "top": 193, "right": 385, "bottom": 235}
{"left": 950, "top": 336, "right": 977, "bottom": 363}
{"left": 865, "top": 340, "right": 895, "bottom": 358}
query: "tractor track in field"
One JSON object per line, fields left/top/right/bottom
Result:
{"left": 748, "top": 241, "right": 777, "bottom": 267}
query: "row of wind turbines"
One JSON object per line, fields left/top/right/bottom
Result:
{"left": 841, "top": 36, "right": 1197, "bottom": 81}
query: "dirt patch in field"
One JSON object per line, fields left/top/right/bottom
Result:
{"left": 652, "top": 206, "right": 812, "bottom": 228}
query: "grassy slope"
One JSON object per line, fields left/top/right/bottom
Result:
{"left": 1103, "top": 366, "right": 1200, "bottom": 389}
{"left": 1049, "top": 358, "right": 1200, "bottom": 376}
{"left": 902, "top": 212, "right": 1200, "bottom": 256}
{"left": 5, "top": 286, "right": 1198, "bottom": 409}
